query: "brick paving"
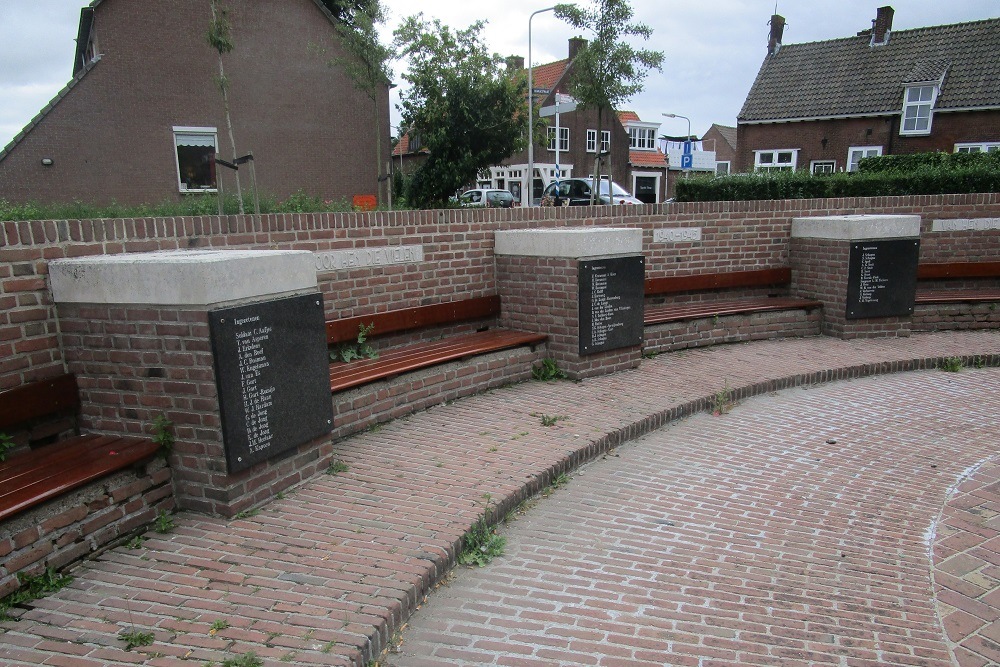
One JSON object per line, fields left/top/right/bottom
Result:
{"left": 1, "top": 331, "right": 999, "bottom": 667}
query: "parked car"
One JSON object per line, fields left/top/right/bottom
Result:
{"left": 459, "top": 189, "right": 516, "bottom": 208}
{"left": 541, "top": 178, "right": 643, "bottom": 206}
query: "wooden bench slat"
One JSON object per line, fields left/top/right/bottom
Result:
{"left": 644, "top": 298, "right": 822, "bottom": 325}
{"left": 917, "top": 261, "right": 1000, "bottom": 280}
{"left": 0, "top": 373, "right": 81, "bottom": 432}
{"left": 330, "top": 329, "right": 547, "bottom": 392}
{"left": 327, "top": 295, "right": 501, "bottom": 344}
{"left": 0, "top": 434, "right": 112, "bottom": 485}
{"left": 645, "top": 268, "right": 792, "bottom": 297}
{"left": 0, "top": 436, "right": 160, "bottom": 522}
{"left": 915, "top": 289, "right": 1000, "bottom": 304}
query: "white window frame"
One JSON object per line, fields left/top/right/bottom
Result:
{"left": 173, "top": 126, "right": 218, "bottom": 193}
{"left": 601, "top": 130, "right": 611, "bottom": 154}
{"left": 715, "top": 161, "right": 730, "bottom": 176}
{"left": 900, "top": 85, "right": 937, "bottom": 136}
{"left": 628, "top": 127, "right": 657, "bottom": 150}
{"left": 754, "top": 149, "right": 798, "bottom": 171}
{"left": 847, "top": 145, "right": 883, "bottom": 172}
{"left": 547, "top": 126, "right": 569, "bottom": 151}
{"left": 586, "top": 129, "right": 597, "bottom": 153}
{"left": 811, "top": 160, "right": 836, "bottom": 175}
{"left": 955, "top": 142, "right": 1000, "bottom": 153}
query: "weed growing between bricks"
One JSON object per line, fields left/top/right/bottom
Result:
{"left": 0, "top": 567, "right": 73, "bottom": 621}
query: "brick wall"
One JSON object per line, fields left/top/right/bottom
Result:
{"left": 3, "top": 193, "right": 999, "bottom": 391}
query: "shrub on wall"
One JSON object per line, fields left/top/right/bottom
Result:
{"left": 676, "top": 151, "right": 1000, "bottom": 202}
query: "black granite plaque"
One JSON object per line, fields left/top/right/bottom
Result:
{"left": 209, "top": 293, "right": 334, "bottom": 473}
{"left": 579, "top": 256, "right": 645, "bottom": 355}
{"left": 846, "top": 239, "right": 920, "bottom": 319}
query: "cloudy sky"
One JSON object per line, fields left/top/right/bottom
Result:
{"left": 1, "top": 0, "right": 997, "bottom": 150}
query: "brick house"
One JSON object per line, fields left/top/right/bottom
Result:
{"left": 702, "top": 124, "right": 737, "bottom": 175}
{"left": 736, "top": 7, "right": 1000, "bottom": 174}
{"left": 0, "top": 0, "right": 389, "bottom": 207}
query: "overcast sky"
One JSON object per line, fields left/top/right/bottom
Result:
{"left": 1, "top": 1, "right": 997, "bottom": 150}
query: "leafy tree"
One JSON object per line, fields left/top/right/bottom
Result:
{"left": 329, "top": 1, "right": 394, "bottom": 206}
{"left": 318, "top": 0, "right": 381, "bottom": 29}
{"left": 556, "top": 0, "right": 663, "bottom": 202}
{"left": 207, "top": 0, "right": 245, "bottom": 213}
{"left": 394, "top": 15, "right": 529, "bottom": 208}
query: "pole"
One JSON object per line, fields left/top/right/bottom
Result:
{"left": 528, "top": 6, "right": 556, "bottom": 207}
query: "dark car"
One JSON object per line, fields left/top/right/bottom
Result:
{"left": 541, "top": 178, "right": 643, "bottom": 206}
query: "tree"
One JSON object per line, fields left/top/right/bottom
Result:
{"left": 318, "top": 0, "right": 381, "bottom": 29}
{"left": 394, "top": 15, "right": 529, "bottom": 208}
{"left": 555, "top": 0, "right": 663, "bottom": 203}
{"left": 207, "top": 0, "right": 245, "bottom": 213}
{"left": 329, "top": 1, "right": 394, "bottom": 206}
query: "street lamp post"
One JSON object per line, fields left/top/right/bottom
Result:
{"left": 663, "top": 112, "right": 693, "bottom": 185}
{"left": 528, "top": 6, "right": 557, "bottom": 207}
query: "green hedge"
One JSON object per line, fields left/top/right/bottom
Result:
{"left": 676, "top": 151, "right": 1000, "bottom": 202}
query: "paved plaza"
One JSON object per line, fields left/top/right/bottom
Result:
{"left": 1, "top": 331, "right": 999, "bottom": 666}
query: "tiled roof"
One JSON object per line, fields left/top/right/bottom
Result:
{"left": 630, "top": 149, "right": 668, "bottom": 167}
{"left": 391, "top": 132, "right": 428, "bottom": 156}
{"left": 617, "top": 110, "right": 641, "bottom": 123}
{"left": 531, "top": 59, "right": 569, "bottom": 92}
{"left": 740, "top": 17, "right": 1000, "bottom": 122}
{"left": 710, "top": 124, "right": 737, "bottom": 150}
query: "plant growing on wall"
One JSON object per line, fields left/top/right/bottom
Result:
{"left": 207, "top": 0, "right": 245, "bottom": 213}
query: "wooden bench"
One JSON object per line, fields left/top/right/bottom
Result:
{"left": 916, "top": 261, "right": 1000, "bottom": 304}
{"left": 644, "top": 268, "right": 822, "bottom": 324}
{"left": 0, "top": 374, "right": 161, "bottom": 522}
{"left": 327, "top": 295, "right": 547, "bottom": 393}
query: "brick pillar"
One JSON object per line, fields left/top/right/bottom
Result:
{"left": 791, "top": 214, "right": 920, "bottom": 339}
{"left": 496, "top": 228, "right": 645, "bottom": 380}
{"left": 49, "top": 250, "right": 331, "bottom": 517}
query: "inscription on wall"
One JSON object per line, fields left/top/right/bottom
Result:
{"left": 209, "top": 294, "right": 334, "bottom": 473}
{"left": 931, "top": 218, "right": 1000, "bottom": 232}
{"left": 578, "top": 256, "right": 644, "bottom": 355}
{"left": 846, "top": 240, "right": 920, "bottom": 319}
{"left": 653, "top": 227, "right": 702, "bottom": 243}
{"left": 315, "top": 245, "right": 424, "bottom": 272}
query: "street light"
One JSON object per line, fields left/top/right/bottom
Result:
{"left": 528, "top": 6, "right": 557, "bottom": 207}
{"left": 662, "top": 112, "right": 691, "bottom": 141}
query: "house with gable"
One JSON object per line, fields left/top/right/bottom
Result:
{"left": 702, "top": 124, "right": 737, "bottom": 175}
{"left": 736, "top": 6, "right": 1000, "bottom": 174}
{"left": 0, "top": 0, "right": 389, "bottom": 207}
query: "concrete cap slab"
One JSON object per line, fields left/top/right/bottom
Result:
{"left": 49, "top": 249, "right": 317, "bottom": 305}
{"left": 791, "top": 214, "right": 920, "bottom": 240}
{"left": 495, "top": 227, "right": 643, "bottom": 258}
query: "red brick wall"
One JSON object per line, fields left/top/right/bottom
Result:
{"left": 0, "top": 0, "right": 388, "bottom": 207}
{"left": 2, "top": 193, "right": 998, "bottom": 391}
{"left": 737, "top": 112, "right": 1000, "bottom": 172}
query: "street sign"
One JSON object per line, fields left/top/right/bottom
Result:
{"left": 683, "top": 140, "right": 692, "bottom": 155}
{"left": 532, "top": 88, "right": 551, "bottom": 95}
{"left": 681, "top": 154, "right": 693, "bottom": 170}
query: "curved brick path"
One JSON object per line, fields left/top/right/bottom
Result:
{"left": 387, "top": 368, "right": 1000, "bottom": 667}
{"left": 1, "top": 331, "right": 999, "bottom": 667}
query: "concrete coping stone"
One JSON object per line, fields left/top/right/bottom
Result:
{"left": 495, "top": 227, "right": 643, "bottom": 258}
{"left": 791, "top": 214, "right": 921, "bottom": 240}
{"left": 49, "top": 249, "right": 317, "bottom": 306}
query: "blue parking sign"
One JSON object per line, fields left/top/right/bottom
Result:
{"left": 681, "top": 154, "right": 693, "bottom": 170}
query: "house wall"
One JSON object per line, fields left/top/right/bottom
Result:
{"left": 702, "top": 126, "right": 737, "bottom": 169}
{"left": 0, "top": 0, "right": 388, "bottom": 207}
{"left": 736, "top": 111, "right": 1000, "bottom": 172}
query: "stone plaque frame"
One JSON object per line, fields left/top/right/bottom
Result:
{"left": 846, "top": 239, "right": 920, "bottom": 319}
{"left": 209, "top": 293, "right": 334, "bottom": 473}
{"left": 578, "top": 256, "right": 645, "bottom": 355}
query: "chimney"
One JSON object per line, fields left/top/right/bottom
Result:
{"left": 871, "top": 6, "right": 894, "bottom": 46}
{"left": 568, "top": 37, "right": 587, "bottom": 60}
{"left": 506, "top": 55, "right": 525, "bottom": 72}
{"left": 767, "top": 15, "right": 785, "bottom": 56}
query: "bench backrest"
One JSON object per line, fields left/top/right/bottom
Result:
{"left": 917, "top": 261, "right": 1000, "bottom": 280}
{"left": 326, "top": 295, "right": 502, "bottom": 345}
{"left": 0, "top": 373, "right": 81, "bottom": 432}
{"left": 645, "top": 268, "right": 792, "bottom": 297}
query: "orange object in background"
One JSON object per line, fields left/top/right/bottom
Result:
{"left": 352, "top": 195, "right": 377, "bottom": 211}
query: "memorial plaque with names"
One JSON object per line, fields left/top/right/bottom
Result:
{"left": 578, "top": 256, "right": 645, "bottom": 355}
{"left": 209, "top": 293, "right": 334, "bottom": 473}
{"left": 846, "top": 239, "right": 920, "bottom": 319}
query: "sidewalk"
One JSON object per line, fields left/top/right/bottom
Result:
{"left": 1, "top": 331, "right": 998, "bottom": 666}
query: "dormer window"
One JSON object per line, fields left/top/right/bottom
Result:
{"left": 628, "top": 127, "right": 657, "bottom": 150}
{"left": 900, "top": 85, "right": 936, "bottom": 135}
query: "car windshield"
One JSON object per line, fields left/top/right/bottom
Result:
{"left": 591, "top": 180, "right": 630, "bottom": 197}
